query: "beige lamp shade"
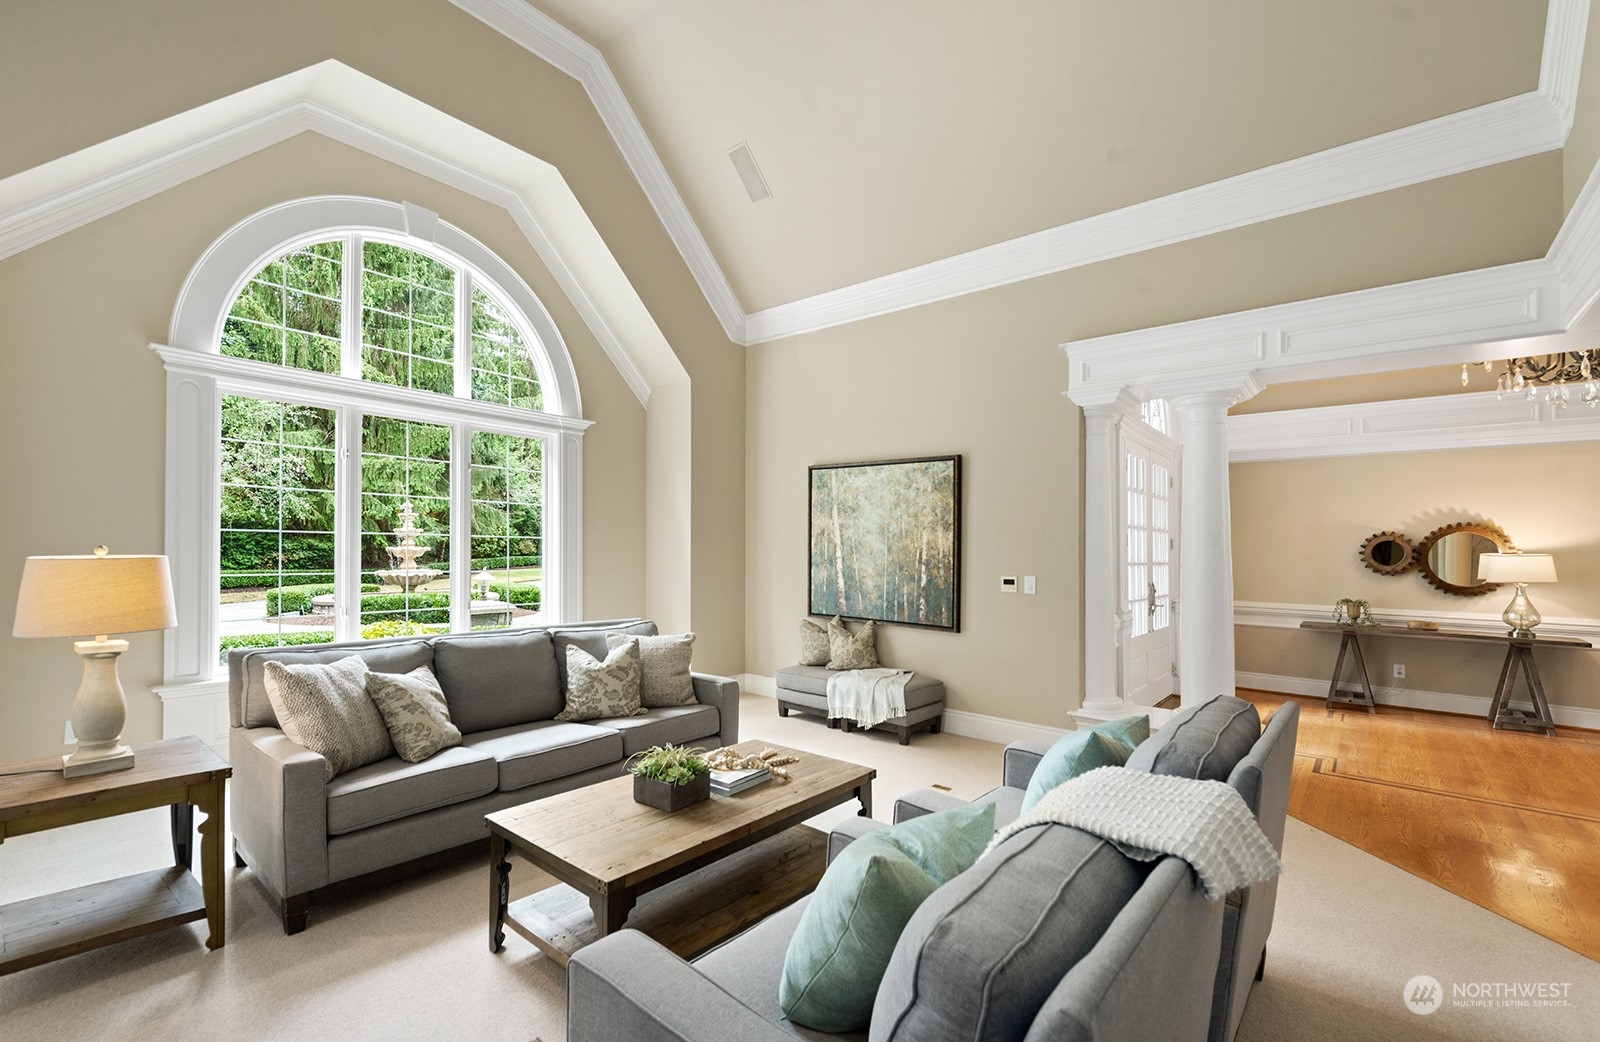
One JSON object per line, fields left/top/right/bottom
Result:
{"left": 13, "top": 549, "right": 177, "bottom": 639}
{"left": 1477, "top": 552, "right": 1558, "bottom": 585}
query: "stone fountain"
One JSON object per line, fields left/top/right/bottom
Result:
{"left": 376, "top": 502, "right": 443, "bottom": 591}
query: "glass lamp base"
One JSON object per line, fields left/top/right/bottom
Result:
{"left": 1502, "top": 583, "right": 1542, "bottom": 638}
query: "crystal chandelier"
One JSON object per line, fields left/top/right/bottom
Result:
{"left": 1461, "top": 350, "right": 1599, "bottom": 409}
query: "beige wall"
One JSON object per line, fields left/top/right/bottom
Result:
{"left": 1230, "top": 442, "right": 1600, "bottom": 711}
{"left": 0, "top": 0, "right": 747, "bottom": 760}
{"left": 1563, "top": 0, "right": 1600, "bottom": 214}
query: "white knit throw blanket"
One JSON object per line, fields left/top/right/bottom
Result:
{"left": 826, "top": 668, "right": 912, "bottom": 728}
{"left": 986, "top": 767, "right": 1282, "bottom": 901}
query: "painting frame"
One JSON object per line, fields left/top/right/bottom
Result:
{"left": 808, "top": 455, "right": 961, "bottom": 632}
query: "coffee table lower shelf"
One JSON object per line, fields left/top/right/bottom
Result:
{"left": 502, "top": 825, "right": 824, "bottom": 967}
{"left": 0, "top": 867, "right": 205, "bottom": 974}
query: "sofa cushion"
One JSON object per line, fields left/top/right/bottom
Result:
{"left": 871, "top": 823, "right": 1146, "bottom": 1042}
{"left": 776, "top": 666, "right": 945, "bottom": 709}
{"left": 236, "top": 639, "right": 433, "bottom": 729}
{"left": 591, "top": 705, "right": 721, "bottom": 756}
{"left": 608, "top": 631, "right": 697, "bottom": 708}
{"left": 552, "top": 621, "right": 658, "bottom": 690}
{"left": 557, "top": 640, "right": 647, "bottom": 722}
{"left": 431, "top": 629, "right": 562, "bottom": 733}
{"left": 798, "top": 617, "right": 833, "bottom": 667}
{"left": 462, "top": 720, "right": 625, "bottom": 791}
{"left": 827, "top": 617, "right": 878, "bottom": 670}
{"left": 780, "top": 803, "right": 997, "bottom": 1033}
{"left": 326, "top": 745, "right": 498, "bottom": 835}
{"left": 263, "top": 656, "right": 394, "bottom": 782}
{"left": 1125, "top": 695, "right": 1261, "bottom": 782}
{"left": 1020, "top": 717, "right": 1149, "bottom": 812}
{"left": 366, "top": 664, "right": 462, "bottom": 763}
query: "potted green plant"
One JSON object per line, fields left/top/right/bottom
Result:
{"left": 627, "top": 744, "right": 712, "bottom": 811}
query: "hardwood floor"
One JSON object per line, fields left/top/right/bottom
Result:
{"left": 1238, "top": 689, "right": 1600, "bottom": 962}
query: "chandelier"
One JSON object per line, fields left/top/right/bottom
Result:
{"left": 1461, "top": 350, "right": 1599, "bottom": 409}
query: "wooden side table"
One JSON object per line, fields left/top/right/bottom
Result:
{"left": 0, "top": 735, "right": 231, "bottom": 974}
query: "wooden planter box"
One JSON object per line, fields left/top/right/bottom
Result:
{"left": 633, "top": 771, "right": 710, "bottom": 812}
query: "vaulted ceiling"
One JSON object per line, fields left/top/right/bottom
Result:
{"left": 532, "top": 0, "right": 1548, "bottom": 313}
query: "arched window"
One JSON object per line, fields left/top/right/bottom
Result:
{"left": 155, "top": 198, "right": 590, "bottom": 686}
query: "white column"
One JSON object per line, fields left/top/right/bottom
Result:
{"left": 1078, "top": 402, "right": 1123, "bottom": 716}
{"left": 1169, "top": 389, "right": 1243, "bottom": 703}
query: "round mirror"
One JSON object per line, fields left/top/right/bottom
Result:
{"left": 1416, "top": 522, "right": 1514, "bottom": 596}
{"left": 1359, "top": 531, "right": 1414, "bottom": 575}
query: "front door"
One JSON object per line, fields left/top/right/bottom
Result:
{"left": 1123, "top": 427, "right": 1178, "bottom": 705}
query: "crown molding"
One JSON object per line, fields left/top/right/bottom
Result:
{"left": 0, "top": 62, "right": 666, "bottom": 407}
{"left": 447, "top": 0, "right": 747, "bottom": 344}
{"left": 1227, "top": 389, "right": 1600, "bottom": 462}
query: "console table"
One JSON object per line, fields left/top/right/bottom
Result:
{"left": 1300, "top": 621, "right": 1593, "bottom": 735}
{"left": 0, "top": 735, "right": 230, "bottom": 974}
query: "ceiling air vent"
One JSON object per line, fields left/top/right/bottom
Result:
{"left": 727, "top": 142, "right": 772, "bottom": 203}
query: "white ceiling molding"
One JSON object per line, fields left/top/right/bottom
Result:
{"left": 0, "top": 61, "right": 683, "bottom": 408}
{"left": 448, "top": 0, "right": 748, "bottom": 344}
{"left": 1227, "top": 389, "right": 1600, "bottom": 462}
{"left": 1064, "top": 162, "right": 1600, "bottom": 408}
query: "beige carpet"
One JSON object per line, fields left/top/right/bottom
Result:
{"left": 2, "top": 694, "right": 1592, "bottom": 1040}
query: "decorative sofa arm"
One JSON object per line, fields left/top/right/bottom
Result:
{"left": 1002, "top": 738, "right": 1053, "bottom": 790}
{"left": 228, "top": 726, "right": 329, "bottom": 912}
{"left": 691, "top": 672, "right": 741, "bottom": 747}
{"left": 826, "top": 814, "right": 887, "bottom": 863}
{"left": 569, "top": 930, "right": 794, "bottom": 1042}
{"left": 893, "top": 787, "right": 970, "bottom": 823}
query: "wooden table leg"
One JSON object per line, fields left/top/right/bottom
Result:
{"left": 591, "top": 885, "right": 635, "bottom": 935}
{"left": 855, "top": 781, "right": 873, "bottom": 818}
{"left": 1346, "top": 635, "right": 1377, "bottom": 713}
{"left": 489, "top": 833, "right": 510, "bottom": 953}
{"left": 1488, "top": 646, "right": 1516, "bottom": 723}
{"left": 1326, "top": 633, "right": 1350, "bottom": 709}
{"left": 192, "top": 777, "right": 226, "bottom": 950}
{"left": 170, "top": 802, "right": 194, "bottom": 869}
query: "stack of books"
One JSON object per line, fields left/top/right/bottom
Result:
{"left": 710, "top": 767, "right": 771, "bottom": 796}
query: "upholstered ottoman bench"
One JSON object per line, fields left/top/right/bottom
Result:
{"left": 773, "top": 664, "right": 946, "bottom": 745}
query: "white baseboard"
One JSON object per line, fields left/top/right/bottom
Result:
{"left": 1235, "top": 670, "right": 1600, "bottom": 730}
{"left": 739, "top": 674, "right": 1070, "bottom": 745}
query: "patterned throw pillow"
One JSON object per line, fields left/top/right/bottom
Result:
{"left": 827, "top": 617, "right": 879, "bottom": 670}
{"left": 799, "top": 617, "right": 833, "bottom": 666}
{"left": 556, "top": 639, "right": 647, "bottom": 722}
{"left": 263, "top": 656, "right": 394, "bottom": 781}
{"left": 366, "top": 664, "right": 462, "bottom": 763}
{"left": 607, "top": 632, "right": 696, "bottom": 708}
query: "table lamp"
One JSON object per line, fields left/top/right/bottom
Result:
{"left": 12, "top": 547, "right": 176, "bottom": 777}
{"left": 1477, "top": 552, "right": 1558, "bottom": 638}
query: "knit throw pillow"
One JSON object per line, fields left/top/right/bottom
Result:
{"left": 607, "top": 632, "right": 697, "bottom": 708}
{"left": 557, "top": 639, "right": 647, "bottom": 722}
{"left": 263, "top": 656, "right": 393, "bottom": 781}
{"left": 366, "top": 664, "right": 462, "bottom": 763}
{"left": 799, "top": 617, "right": 833, "bottom": 666}
{"left": 827, "top": 617, "right": 879, "bottom": 670}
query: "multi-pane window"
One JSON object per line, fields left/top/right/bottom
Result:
{"left": 1125, "top": 451, "right": 1172, "bottom": 640}
{"left": 214, "top": 237, "right": 553, "bottom": 661}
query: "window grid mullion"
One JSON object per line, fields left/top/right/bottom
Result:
{"left": 455, "top": 270, "right": 472, "bottom": 399}
{"left": 342, "top": 233, "right": 363, "bottom": 379}
{"left": 449, "top": 423, "right": 472, "bottom": 632}
{"left": 334, "top": 405, "right": 363, "bottom": 642}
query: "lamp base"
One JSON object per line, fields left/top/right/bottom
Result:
{"left": 63, "top": 743, "right": 136, "bottom": 777}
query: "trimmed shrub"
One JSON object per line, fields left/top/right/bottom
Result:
{"left": 491, "top": 583, "right": 540, "bottom": 608}
{"left": 358, "top": 592, "right": 452, "bottom": 625}
{"left": 265, "top": 583, "right": 379, "bottom": 616}
{"left": 470, "top": 555, "right": 541, "bottom": 570}
{"left": 360, "top": 619, "right": 447, "bottom": 639}
{"left": 222, "top": 571, "right": 377, "bottom": 590}
{"left": 218, "top": 631, "right": 335, "bottom": 653}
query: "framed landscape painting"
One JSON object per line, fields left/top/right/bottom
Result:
{"left": 809, "top": 455, "right": 961, "bottom": 631}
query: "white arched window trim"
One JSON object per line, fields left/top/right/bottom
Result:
{"left": 154, "top": 196, "right": 591, "bottom": 688}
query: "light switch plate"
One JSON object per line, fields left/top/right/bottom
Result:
{"left": 1023, "top": 576, "right": 1036, "bottom": 594}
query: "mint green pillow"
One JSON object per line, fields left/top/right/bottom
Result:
{"left": 1019, "top": 715, "right": 1150, "bottom": 812}
{"left": 779, "top": 802, "right": 996, "bottom": 1031}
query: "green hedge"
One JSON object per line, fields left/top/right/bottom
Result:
{"left": 218, "top": 631, "right": 335, "bottom": 653}
{"left": 222, "top": 571, "right": 378, "bottom": 590}
{"left": 266, "top": 583, "right": 380, "bottom": 616}
{"left": 360, "top": 619, "right": 449, "bottom": 639}
{"left": 491, "top": 583, "right": 540, "bottom": 607}
{"left": 359, "top": 592, "right": 452, "bottom": 624}
{"left": 471, "top": 555, "right": 541, "bottom": 570}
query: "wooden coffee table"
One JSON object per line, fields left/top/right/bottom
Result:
{"left": 485, "top": 741, "right": 873, "bottom": 966}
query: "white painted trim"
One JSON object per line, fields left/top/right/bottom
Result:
{"left": 447, "top": 0, "right": 747, "bottom": 345}
{"left": 1228, "top": 389, "right": 1600, "bottom": 462}
{"left": 1236, "top": 670, "right": 1600, "bottom": 730}
{"left": 1234, "top": 600, "right": 1600, "bottom": 643}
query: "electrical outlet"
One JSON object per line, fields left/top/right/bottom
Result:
{"left": 64, "top": 721, "right": 76, "bottom": 744}
{"left": 1393, "top": 664, "right": 1406, "bottom": 679}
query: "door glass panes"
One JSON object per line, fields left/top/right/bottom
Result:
{"left": 361, "top": 242, "right": 456, "bottom": 396}
{"left": 1126, "top": 453, "right": 1149, "bottom": 639}
{"left": 471, "top": 287, "right": 544, "bottom": 411}
{"left": 470, "top": 431, "right": 545, "bottom": 630}
{"left": 1150, "top": 463, "right": 1171, "bottom": 632}
{"left": 218, "top": 395, "right": 337, "bottom": 660}
{"left": 221, "top": 242, "right": 342, "bottom": 373}
{"left": 361, "top": 415, "right": 451, "bottom": 635}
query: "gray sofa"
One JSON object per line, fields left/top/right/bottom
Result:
{"left": 568, "top": 695, "right": 1297, "bottom": 1042}
{"left": 227, "top": 619, "right": 739, "bottom": 934}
